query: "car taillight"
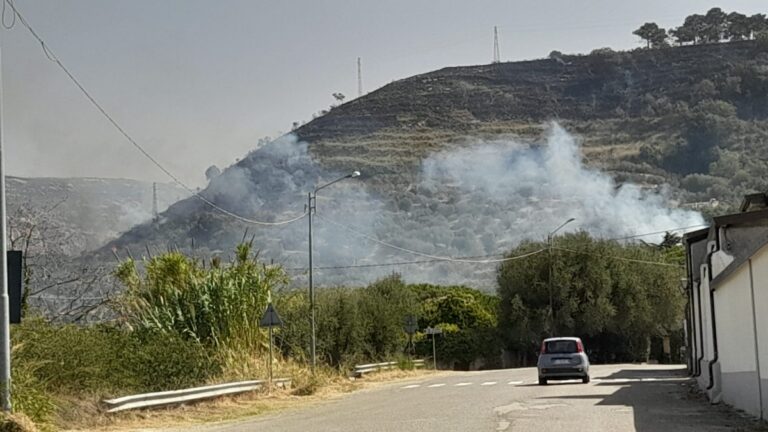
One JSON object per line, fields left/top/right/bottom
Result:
{"left": 576, "top": 340, "right": 584, "bottom": 353}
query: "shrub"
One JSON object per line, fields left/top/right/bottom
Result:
{"left": 115, "top": 243, "right": 287, "bottom": 355}
{"left": 756, "top": 31, "right": 768, "bottom": 51}
{"left": 8, "top": 362, "right": 54, "bottom": 427}
{"left": 0, "top": 413, "right": 38, "bottom": 432}
{"left": 11, "top": 318, "right": 220, "bottom": 395}
{"left": 125, "top": 331, "right": 221, "bottom": 392}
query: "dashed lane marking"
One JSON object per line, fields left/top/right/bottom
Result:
{"left": 481, "top": 381, "right": 497, "bottom": 386}
{"left": 455, "top": 382, "right": 473, "bottom": 386}
{"left": 402, "top": 384, "right": 421, "bottom": 389}
{"left": 507, "top": 380, "right": 524, "bottom": 385}
{"left": 428, "top": 383, "right": 446, "bottom": 388}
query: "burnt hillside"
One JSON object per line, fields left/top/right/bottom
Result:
{"left": 300, "top": 41, "right": 764, "bottom": 139}
{"left": 99, "top": 40, "right": 768, "bottom": 288}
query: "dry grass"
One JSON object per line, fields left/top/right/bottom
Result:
{"left": 0, "top": 413, "right": 39, "bottom": 432}
{"left": 59, "top": 368, "right": 438, "bottom": 432}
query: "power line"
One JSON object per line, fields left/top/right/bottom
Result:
{"left": 316, "top": 213, "right": 546, "bottom": 264}
{"left": 607, "top": 224, "right": 708, "bottom": 241}
{"left": 554, "top": 246, "right": 683, "bottom": 268}
{"left": 287, "top": 250, "right": 545, "bottom": 272}
{"left": 2, "top": 0, "right": 305, "bottom": 227}
{"left": 296, "top": 221, "right": 704, "bottom": 271}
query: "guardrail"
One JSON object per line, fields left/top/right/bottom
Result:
{"left": 352, "top": 359, "right": 426, "bottom": 377}
{"left": 103, "top": 378, "right": 291, "bottom": 413}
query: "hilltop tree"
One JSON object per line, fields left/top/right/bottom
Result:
{"left": 751, "top": 14, "right": 768, "bottom": 38}
{"left": 725, "top": 12, "right": 751, "bottom": 41}
{"left": 680, "top": 14, "right": 707, "bottom": 44}
{"left": 633, "top": 22, "right": 668, "bottom": 48}
{"left": 669, "top": 25, "right": 695, "bottom": 45}
{"left": 702, "top": 7, "right": 728, "bottom": 43}
{"left": 332, "top": 92, "right": 346, "bottom": 104}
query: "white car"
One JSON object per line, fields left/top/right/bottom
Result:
{"left": 537, "top": 337, "right": 591, "bottom": 385}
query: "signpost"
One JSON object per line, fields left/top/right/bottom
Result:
{"left": 259, "top": 303, "right": 284, "bottom": 387}
{"left": 403, "top": 315, "right": 418, "bottom": 356}
{"left": 425, "top": 326, "right": 442, "bottom": 370}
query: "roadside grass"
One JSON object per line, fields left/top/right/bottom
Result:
{"left": 10, "top": 316, "right": 434, "bottom": 431}
{"left": 57, "top": 368, "right": 435, "bottom": 432}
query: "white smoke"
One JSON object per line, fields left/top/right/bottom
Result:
{"left": 417, "top": 123, "right": 704, "bottom": 245}
{"left": 277, "top": 123, "right": 703, "bottom": 288}
{"left": 133, "top": 124, "right": 703, "bottom": 289}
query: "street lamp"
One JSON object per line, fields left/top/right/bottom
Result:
{"left": 307, "top": 170, "right": 360, "bottom": 373}
{"left": 548, "top": 217, "right": 575, "bottom": 337}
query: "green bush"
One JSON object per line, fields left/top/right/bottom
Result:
{"left": 115, "top": 243, "right": 287, "bottom": 355}
{"left": 9, "top": 361, "right": 55, "bottom": 426}
{"left": 11, "top": 318, "right": 220, "bottom": 396}
{"left": 124, "top": 331, "right": 220, "bottom": 392}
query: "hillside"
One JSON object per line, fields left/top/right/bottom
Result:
{"left": 101, "top": 40, "right": 768, "bottom": 289}
{"left": 7, "top": 176, "right": 187, "bottom": 255}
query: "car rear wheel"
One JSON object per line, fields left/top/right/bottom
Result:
{"left": 538, "top": 377, "right": 547, "bottom": 385}
{"left": 582, "top": 375, "right": 590, "bottom": 384}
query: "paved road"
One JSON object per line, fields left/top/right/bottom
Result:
{"left": 199, "top": 364, "right": 765, "bottom": 432}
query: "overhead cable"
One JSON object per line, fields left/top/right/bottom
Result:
{"left": 287, "top": 252, "right": 520, "bottom": 272}
{"left": 553, "top": 246, "right": 683, "bottom": 268}
{"left": 3, "top": 0, "right": 305, "bottom": 226}
{"left": 315, "top": 214, "right": 545, "bottom": 263}
{"left": 607, "top": 224, "right": 709, "bottom": 241}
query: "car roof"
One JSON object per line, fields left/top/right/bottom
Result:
{"left": 542, "top": 337, "right": 582, "bottom": 342}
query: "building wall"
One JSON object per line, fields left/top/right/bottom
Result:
{"left": 697, "top": 264, "right": 714, "bottom": 391}
{"left": 713, "top": 263, "right": 761, "bottom": 417}
{"left": 750, "top": 246, "right": 768, "bottom": 419}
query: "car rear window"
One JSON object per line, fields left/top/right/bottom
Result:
{"left": 545, "top": 340, "right": 578, "bottom": 354}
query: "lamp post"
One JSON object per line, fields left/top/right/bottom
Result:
{"left": 0, "top": 41, "right": 10, "bottom": 412}
{"left": 308, "top": 170, "right": 360, "bottom": 373}
{"left": 548, "top": 218, "right": 575, "bottom": 337}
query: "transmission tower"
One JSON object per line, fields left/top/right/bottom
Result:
{"left": 493, "top": 26, "right": 500, "bottom": 63}
{"left": 152, "top": 182, "right": 159, "bottom": 221}
{"left": 357, "top": 57, "right": 363, "bottom": 97}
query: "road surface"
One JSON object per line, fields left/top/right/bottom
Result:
{"left": 196, "top": 364, "right": 765, "bottom": 432}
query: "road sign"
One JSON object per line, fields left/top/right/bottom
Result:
{"left": 259, "top": 303, "right": 283, "bottom": 388}
{"left": 259, "top": 303, "right": 283, "bottom": 328}
{"left": 7, "top": 251, "right": 21, "bottom": 324}
{"left": 424, "top": 326, "right": 442, "bottom": 369}
{"left": 403, "top": 315, "right": 418, "bottom": 334}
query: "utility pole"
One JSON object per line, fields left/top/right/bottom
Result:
{"left": 547, "top": 218, "right": 575, "bottom": 337}
{"left": 357, "top": 57, "right": 363, "bottom": 97}
{"left": 307, "top": 191, "right": 316, "bottom": 374}
{"left": 307, "top": 171, "right": 361, "bottom": 374}
{"left": 547, "top": 233, "right": 554, "bottom": 337}
{"left": 152, "top": 182, "right": 158, "bottom": 222}
{"left": 493, "top": 26, "right": 500, "bottom": 63}
{"left": 0, "top": 40, "right": 11, "bottom": 412}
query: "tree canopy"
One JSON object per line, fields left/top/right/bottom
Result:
{"left": 640, "top": 8, "right": 768, "bottom": 47}
{"left": 497, "top": 232, "right": 685, "bottom": 364}
{"left": 633, "top": 23, "right": 668, "bottom": 48}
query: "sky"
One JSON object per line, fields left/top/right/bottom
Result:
{"left": 1, "top": 0, "right": 766, "bottom": 187}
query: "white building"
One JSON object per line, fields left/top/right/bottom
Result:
{"left": 684, "top": 193, "right": 768, "bottom": 420}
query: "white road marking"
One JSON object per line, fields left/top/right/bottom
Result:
{"left": 428, "top": 383, "right": 446, "bottom": 388}
{"left": 402, "top": 384, "right": 421, "bottom": 389}
{"left": 507, "top": 380, "right": 524, "bottom": 385}
{"left": 455, "top": 382, "right": 473, "bottom": 386}
{"left": 481, "top": 381, "right": 497, "bottom": 386}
